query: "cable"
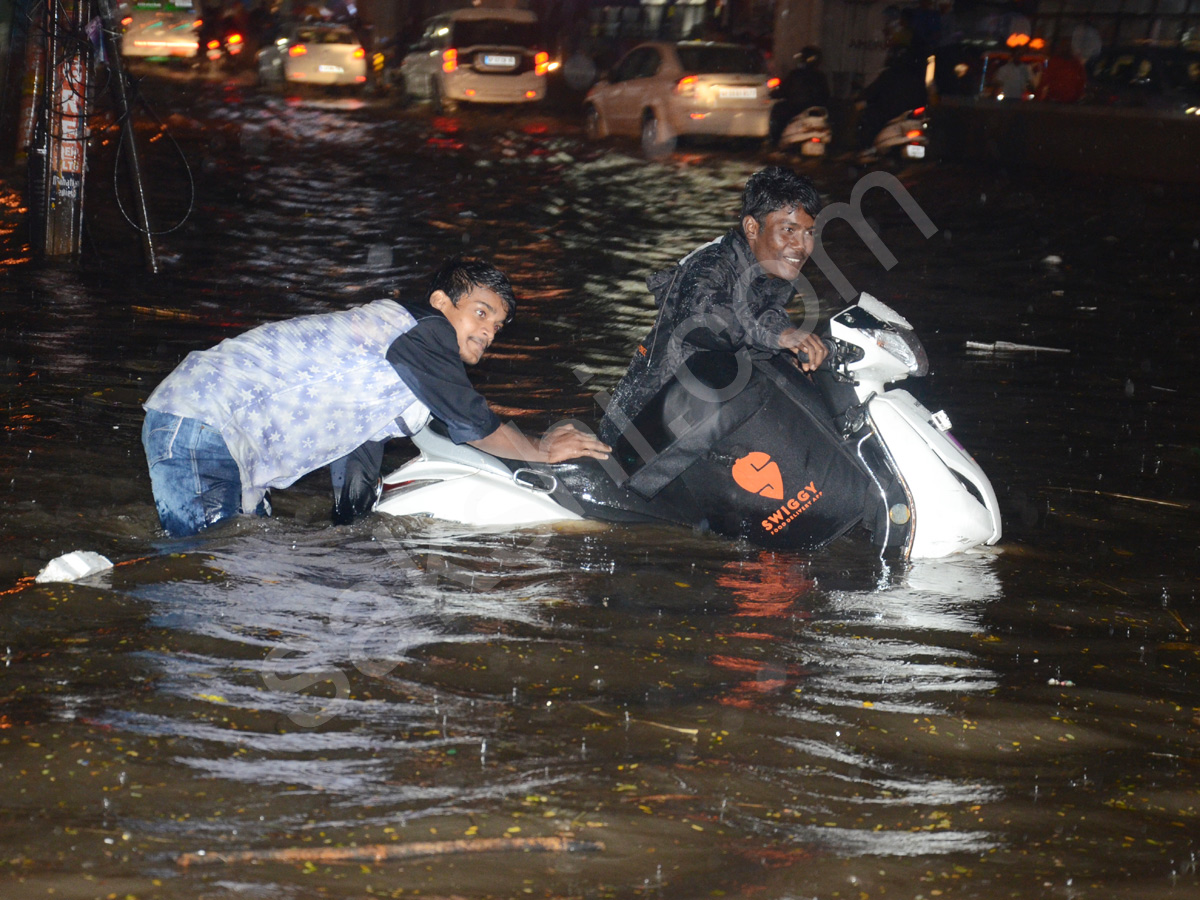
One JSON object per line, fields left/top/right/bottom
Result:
{"left": 108, "top": 72, "right": 197, "bottom": 235}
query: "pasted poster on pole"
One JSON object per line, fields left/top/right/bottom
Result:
{"left": 46, "top": 50, "right": 88, "bottom": 255}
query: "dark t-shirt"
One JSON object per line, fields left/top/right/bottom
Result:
{"left": 387, "top": 303, "right": 501, "bottom": 443}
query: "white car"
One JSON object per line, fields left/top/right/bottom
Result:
{"left": 398, "top": 8, "right": 548, "bottom": 112}
{"left": 257, "top": 22, "right": 367, "bottom": 88}
{"left": 584, "top": 41, "right": 778, "bottom": 154}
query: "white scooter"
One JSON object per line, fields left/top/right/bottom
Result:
{"left": 870, "top": 106, "right": 930, "bottom": 161}
{"left": 375, "top": 295, "right": 1001, "bottom": 560}
{"left": 779, "top": 105, "right": 832, "bottom": 156}
{"left": 828, "top": 294, "right": 1000, "bottom": 557}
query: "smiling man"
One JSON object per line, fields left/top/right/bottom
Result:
{"left": 142, "top": 257, "right": 609, "bottom": 537}
{"left": 598, "top": 167, "right": 828, "bottom": 446}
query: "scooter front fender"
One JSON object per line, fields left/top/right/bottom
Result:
{"left": 868, "top": 390, "right": 1002, "bottom": 558}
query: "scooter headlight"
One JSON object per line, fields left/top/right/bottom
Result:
{"left": 872, "top": 327, "right": 929, "bottom": 376}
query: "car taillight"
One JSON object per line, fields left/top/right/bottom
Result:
{"left": 913, "top": 106, "right": 926, "bottom": 116}
{"left": 353, "top": 47, "right": 365, "bottom": 59}
{"left": 675, "top": 74, "right": 698, "bottom": 96}
{"left": 227, "top": 32, "right": 243, "bottom": 46}
{"left": 767, "top": 77, "right": 780, "bottom": 90}
{"left": 288, "top": 44, "right": 307, "bottom": 56}
{"left": 906, "top": 129, "right": 923, "bottom": 139}
{"left": 535, "top": 51, "right": 549, "bottom": 76}
{"left": 206, "top": 39, "right": 220, "bottom": 50}
{"left": 442, "top": 48, "right": 457, "bottom": 73}
{"left": 193, "top": 19, "right": 203, "bottom": 28}
{"left": 120, "top": 15, "right": 132, "bottom": 25}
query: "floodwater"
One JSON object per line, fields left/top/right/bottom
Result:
{"left": 2, "top": 73, "right": 1199, "bottom": 900}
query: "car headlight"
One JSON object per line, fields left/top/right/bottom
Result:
{"left": 871, "top": 327, "right": 929, "bottom": 376}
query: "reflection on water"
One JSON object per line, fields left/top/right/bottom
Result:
{"left": 811, "top": 554, "right": 1003, "bottom": 716}
{"left": 2, "top": 80, "right": 1199, "bottom": 898}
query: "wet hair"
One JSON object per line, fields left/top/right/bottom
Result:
{"left": 427, "top": 257, "right": 517, "bottom": 322}
{"left": 740, "top": 166, "right": 822, "bottom": 224}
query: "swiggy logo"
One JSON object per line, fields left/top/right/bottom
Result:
{"left": 731, "top": 452, "right": 823, "bottom": 535}
{"left": 731, "top": 451, "right": 784, "bottom": 500}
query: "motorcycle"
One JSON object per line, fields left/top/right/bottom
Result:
{"left": 778, "top": 105, "right": 832, "bottom": 156}
{"left": 201, "top": 17, "right": 254, "bottom": 71}
{"left": 375, "top": 295, "right": 1001, "bottom": 560}
{"left": 868, "top": 106, "right": 930, "bottom": 161}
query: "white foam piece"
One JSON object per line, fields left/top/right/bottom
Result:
{"left": 34, "top": 551, "right": 114, "bottom": 584}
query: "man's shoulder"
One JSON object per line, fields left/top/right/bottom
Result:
{"left": 396, "top": 302, "right": 451, "bottom": 334}
{"left": 647, "top": 230, "right": 744, "bottom": 298}
{"left": 683, "top": 229, "right": 744, "bottom": 270}
{"left": 387, "top": 302, "right": 463, "bottom": 360}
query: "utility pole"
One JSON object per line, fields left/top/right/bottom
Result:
{"left": 22, "top": 0, "right": 159, "bottom": 270}
{"left": 29, "top": 0, "right": 90, "bottom": 258}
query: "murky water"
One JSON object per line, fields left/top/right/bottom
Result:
{"left": 2, "top": 74, "right": 1199, "bottom": 899}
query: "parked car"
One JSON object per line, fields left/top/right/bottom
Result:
{"left": 583, "top": 41, "right": 778, "bottom": 156}
{"left": 256, "top": 22, "right": 367, "bottom": 89}
{"left": 396, "top": 8, "right": 548, "bottom": 112}
{"left": 1087, "top": 43, "right": 1200, "bottom": 113}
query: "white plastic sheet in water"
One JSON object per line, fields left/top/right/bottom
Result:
{"left": 34, "top": 551, "right": 114, "bottom": 583}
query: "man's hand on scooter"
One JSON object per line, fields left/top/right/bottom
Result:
{"left": 540, "top": 424, "right": 611, "bottom": 463}
{"left": 778, "top": 328, "right": 829, "bottom": 372}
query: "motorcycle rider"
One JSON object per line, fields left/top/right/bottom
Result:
{"left": 598, "top": 166, "right": 829, "bottom": 448}
{"left": 855, "top": 44, "right": 928, "bottom": 152}
{"left": 769, "top": 46, "right": 832, "bottom": 146}
{"left": 141, "top": 257, "right": 610, "bottom": 537}
{"left": 991, "top": 49, "right": 1035, "bottom": 100}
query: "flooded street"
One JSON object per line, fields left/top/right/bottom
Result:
{"left": 2, "top": 74, "right": 1199, "bottom": 899}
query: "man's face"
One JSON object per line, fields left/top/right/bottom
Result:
{"left": 431, "top": 285, "right": 509, "bottom": 365}
{"left": 744, "top": 206, "right": 817, "bottom": 281}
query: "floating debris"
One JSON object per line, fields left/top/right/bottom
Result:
{"left": 965, "top": 341, "right": 1070, "bottom": 354}
{"left": 34, "top": 551, "right": 113, "bottom": 583}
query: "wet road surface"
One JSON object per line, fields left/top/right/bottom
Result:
{"left": 2, "top": 71, "right": 1200, "bottom": 899}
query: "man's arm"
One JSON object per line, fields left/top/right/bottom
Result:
{"left": 684, "top": 260, "right": 822, "bottom": 366}
{"left": 469, "top": 422, "right": 610, "bottom": 463}
{"left": 674, "top": 261, "right": 793, "bottom": 354}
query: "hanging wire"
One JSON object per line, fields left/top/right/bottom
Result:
{"left": 108, "top": 72, "right": 197, "bottom": 235}
{"left": 90, "top": 1, "right": 198, "bottom": 236}
{"left": 25, "top": 0, "right": 199, "bottom": 237}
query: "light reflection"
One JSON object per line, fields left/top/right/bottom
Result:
{"left": 706, "top": 553, "right": 1005, "bottom": 856}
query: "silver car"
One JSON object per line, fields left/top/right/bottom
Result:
{"left": 398, "top": 8, "right": 548, "bottom": 112}
{"left": 257, "top": 23, "right": 367, "bottom": 89}
{"left": 585, "top": 41, "right": 777, "bottom": 154}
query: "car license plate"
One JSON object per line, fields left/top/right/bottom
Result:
{"left": 318, "top": 65, "right": 344, "bottom": 73}
{"left": 483, "top": 54, "right": 516, "bottom": 67}
{"left": 905, "top": 143, "right": 926, "bottom": 158}
{"left": 718, "top": 87, "right": 757, "bottom": 99}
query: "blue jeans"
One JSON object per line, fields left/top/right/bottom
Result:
{"left": 142, "top": 410, "right": 266, "bottom": 537}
